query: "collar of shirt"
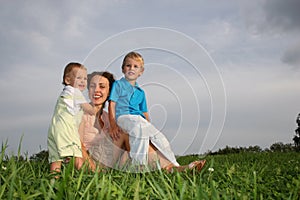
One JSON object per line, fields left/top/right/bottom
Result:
{"left": 120, "top": 77, "right": 142, "bottom": 92}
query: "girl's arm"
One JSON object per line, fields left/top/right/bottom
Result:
{"left": 81, "top": 103, "right": 96, "bottom": 115}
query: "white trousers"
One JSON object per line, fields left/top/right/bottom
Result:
{"left": 117, "top": 115, "right": 179, "bottom": 166}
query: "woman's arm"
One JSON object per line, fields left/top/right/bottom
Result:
{"left": 80, "top": 141, "right": 96, "bottom": 171}
{"left": 78, "top": 115, "right": 96, "bottom": 171}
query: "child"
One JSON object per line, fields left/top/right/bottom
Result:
{"left": 108, "top": 52, "right": 181, "bottom": 166}
{"left": 47, "top": 62, "right": 95, "bottom": 174}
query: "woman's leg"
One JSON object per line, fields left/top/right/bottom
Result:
{"left": 147, "top": 142, "right": 206, "bottom": 172}
{"left": 116, "top": 132, "right": 207, "bottom": 172}
{"left": 112, "top": 132, "right": 130, "bottom": 166}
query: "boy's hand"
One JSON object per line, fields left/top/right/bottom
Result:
{"left": 110, "top": 124, "right": 120, "bottom": 141}
{"left": 108, "top": 101, "right": 120, "bottom": 141}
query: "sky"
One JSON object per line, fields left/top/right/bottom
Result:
{"left": 0, "top": 0, "right": 300, "bottom": 156}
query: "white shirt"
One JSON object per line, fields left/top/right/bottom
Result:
{"left": 61, "top": 85, "right": 87, "bottom": 115}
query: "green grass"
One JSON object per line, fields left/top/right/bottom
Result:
{"left": 0, "top": 148, "right": 299, "bottom": 199}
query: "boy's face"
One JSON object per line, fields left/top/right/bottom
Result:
{"left": 67, "top": 68, "right": 88, "bottom": 91}
{"left": 122, "top": 57, "right": 144, "bottom": 82}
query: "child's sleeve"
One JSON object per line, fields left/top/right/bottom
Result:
{"left": 62, "top": 87, "right": 87, "bottom": 115}
{"left": 108, "top": 81, "right": 119, "bottom": 102}
{"left": 74, "top": 88, "right": 88, "bottom": 106}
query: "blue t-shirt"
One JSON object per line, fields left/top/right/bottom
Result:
{"left": 109, "top": 77, "right": 148, "bottom": 119}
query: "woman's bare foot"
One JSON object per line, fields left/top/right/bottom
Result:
{"left": 188, "top": 160, "right": 206, "bottom": 172}
{"left": 164, "top": 160, "right": 206, "bottom": 173}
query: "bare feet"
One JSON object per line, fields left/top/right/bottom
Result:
{"left": 188, "top": 160, "right": 206, "bottom": 172}
{"left": 164, "top": 160, "right": 207, "bottom": 173}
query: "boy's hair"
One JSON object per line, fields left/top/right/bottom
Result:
{"left": 62, "top": 62, "right": 86, "bottom": 85}
{"left": 122, "top": 51, "right": 144, "bottom": 69}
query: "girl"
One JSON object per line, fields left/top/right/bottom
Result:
{"left": 47, "top": 62, "right": 95, "bottom": 174}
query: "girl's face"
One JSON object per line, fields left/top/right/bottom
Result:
{"left": 122, "top": 57, "right": 144, "bottom": 83}
{"left": 88, "top": 75, "right": 110, "bottom": 106}
{"left": 68, "top": 68, "right": 88, "bottom": 91}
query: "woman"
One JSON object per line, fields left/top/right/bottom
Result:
{"left": 79, "top": 71, "right": 206, "bottom": 172}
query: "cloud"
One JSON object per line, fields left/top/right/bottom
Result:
{"left": 1, "top": 0, "right": 299, "bottom": 156}
{"left": 281, "top": 41, "right": 300, "bottom": 67}
{"left": 263, "top": 0, "right": 300, "bottom": 32}
{"left": 242, "top": 0, "right": 300, "bottom": 35}
{"left": 215, "top": 62, "right": 300, "bottom": 150}
{"left": 240, "top": 0, "right": 300, "bottom": 68}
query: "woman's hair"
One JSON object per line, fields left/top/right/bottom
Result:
{"left": 62, "top": 62, "right": 86, "bottom": 85}
{"left": 87, "top": 71, "right": 115, "bottom": 113}
{"left": 87, "top": 71, "right": 115, "bottom": 93}
{"left": 121, "top": 51, "right": 144, "bottom": 69}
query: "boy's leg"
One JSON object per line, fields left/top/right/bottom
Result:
{"left": 128, "top": 136, "right": 149, "bottom": 165}
{"left": 117, "top": 115, "right": 151, "bottom": 165}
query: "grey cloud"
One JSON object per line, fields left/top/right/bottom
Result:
{"left": 263, "top": 0, "right": 300, "bottom": 31}
{"left": 241, "top": 0, "right": 300, "bottom": 68}
{"left": 1, "top": 0, "right": 299, "bottom": 156}
{"left": 242, "top": 0, "right": 300, "bottom": 34}
{"left": 281, "top": 42, "right": 300, "bottom": 67}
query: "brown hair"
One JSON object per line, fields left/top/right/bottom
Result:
{"left": 121, "top": 51, "right": 144, "bottom": 70}
{"left": 87, "top": 71, "right": 115, "bottom": 113}
{"left": 62, "top": 62, "right": 86, "bottom": 85}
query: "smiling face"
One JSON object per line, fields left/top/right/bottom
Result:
{"left": 88, "top": 75, "right": 110, "bottom": 107}
{"left": 122, "top": 57, "right": 144, "bottom": 84}
{"left": 73, "top": 68, "right": 88, "bottom": 91}
{"left": 65, "top": 67, "right": 88, "bottom": 92}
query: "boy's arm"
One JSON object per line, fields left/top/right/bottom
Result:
{"left": 108, "top": 101, "right": 120, "bottom": 141}
{"left": 141, "top": 91, "right": 149, "bottom": 121}
{"left": 143, "top": 112, "right": 150, "bottom": 122}
{"left": 81, "top": 103, "right": 96, "bottom": 115}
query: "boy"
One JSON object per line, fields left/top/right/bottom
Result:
{"left": 108, "top": 52, "right": 179, "bottom": 166}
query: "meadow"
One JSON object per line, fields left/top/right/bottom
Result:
{"left": 0, "top": 147, "right": 299, "bottom": 199}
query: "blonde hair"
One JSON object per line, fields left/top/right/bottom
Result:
{"left": 62, "top": 62, "right": 86, "bottom": 85}
{"left": 122, "top": 51, "right": 144, "bottom": 69}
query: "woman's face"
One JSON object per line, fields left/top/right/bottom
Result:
{"left": 88, "top": 75, "right": 110, "bottom": 106}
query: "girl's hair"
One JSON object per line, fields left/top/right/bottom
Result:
{"left": 121, "top": 51, "right": 144, "bottom": 69}
{"left": 62, "top": 62, "right": 86, "bottom": 85}
{"left": 87, "top": 71, "right": 115, "bottom": 114}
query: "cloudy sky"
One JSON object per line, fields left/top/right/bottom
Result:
{"left": 1, "top": 0, "right": 300, "bottom": 156}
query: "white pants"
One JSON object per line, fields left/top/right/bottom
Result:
{"left": 117, "top": 115, "right": 179, "bottom": 166}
